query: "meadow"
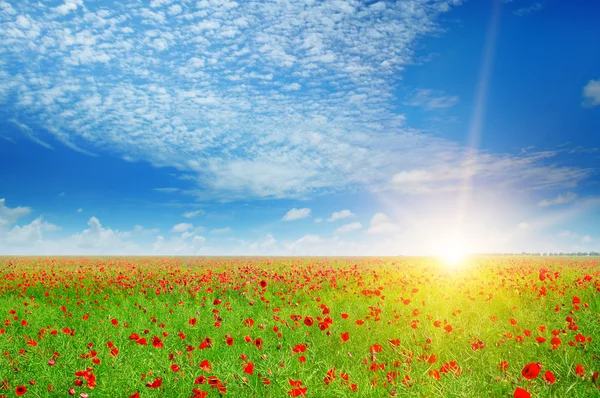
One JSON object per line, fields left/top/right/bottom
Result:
{"left": 0, "top": 256, "right": 599, "bottom": 397}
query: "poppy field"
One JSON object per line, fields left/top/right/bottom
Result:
{"left": 0, "top": 256, "right": 599, "bottom": 397}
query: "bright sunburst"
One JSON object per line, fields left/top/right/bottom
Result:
{"left": 440, "top": 247, "right": 468, "bottom": 269}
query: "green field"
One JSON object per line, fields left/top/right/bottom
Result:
{"left": 0, "top": 256, "right": 599, "bottom": 397}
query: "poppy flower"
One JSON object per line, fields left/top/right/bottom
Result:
{"left": 324, "top": 368, "right": 336, "bottom": 385}
{"left": 15, "top": 386, "right": 27, "bottom": 396}
{"left": 293, "top": 344, "right": 307, "bottom": 353}
{"left": 514, "top": 387, "right": 530, "bottom": 398}
{"left": 171, "top": 364, "right": 180, "bottom": 372}
{"left": 243, "top": 362, "right": 254, "bottom": 375}
{"left": 428, "top": 369, "right": 440, "bottom": 380}
{"left": 195, "top": 376, "right": 206, "bottom": 385}
{"left": 304, "top": 317, "right": 314, "bottom": 327}
{"left": 199, "top": 360, "right": 211, "bottom": 372}
{"left": 340, "top": 332, "right": 350, "bottom": 342}
{"left": 544, "top": 370, "right": 556, "bottom": 385}
{"left": 575, "top": 364, "right": 584, "bottom": 377}
{"left": 521, "top": 363, "right": 541, "bottom": 380}
{"left": 146, "top": 377, "right": 162, "bottom": 389}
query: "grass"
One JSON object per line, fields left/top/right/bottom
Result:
{"left": 0, "top": 256, "right": 599, "bottom": 397}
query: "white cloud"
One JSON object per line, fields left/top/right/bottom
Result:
{"left": 211, "top": 227, "right": 231, "bottom": 234}
{"left": 55, "top": 0, "right": 83, "bottom": 16}
{"left": 183, "top": 210, "right": 203, "bottom": 218}
{"left": 68, "top": 217, "right": 139, "bottom": 253}
{"left": 405, "top": 89, "right": 459, "bottom": 110}
{"left": 335, "top": 222, "right": 362, "bottom": 234}
{"left": 0, "top": 0, "right": 585, "bottom": 201}
{"left": 171, "top": 222, "right": 193, "bottom": 233}
{"left": 0, "top": 198, "right": 31, "bottom": 226}
{"left": 513, "top": 2, "right": 543, "bottom": 16}
{"left": 133, "top": 225, "right": 160, "bottom": 234}
{"left": 282, "top": 208, "right": 311, "bottom": 221}
{"left": 558, "top": 230, "right": 592, "bottom": 245}
{"left": 558, "top": 229, "right": 578, "bottom": 239}
{"left": 3, "top": 217, "right": 59, "bottom": 246}
{"left": 517, "top": 222, "right": 529, "bottom": 230}
{"left": 366, "top": 213, "right": 399, "bottom": 234}
{"left": 582, "top": 79, "right": 600, "bottom": 107}
{"left": 327, "top": 210, "right": 354, "bottom": 222}
{"left": 537, "top": 192, "right": 577, "bottom": 207}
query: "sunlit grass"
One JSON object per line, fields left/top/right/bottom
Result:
{"left": 0, "top": 256, "right": 598, "bottom": 397}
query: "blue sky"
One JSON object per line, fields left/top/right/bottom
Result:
{"left": 0, "top": 0, "right": 599, "bottom": 255}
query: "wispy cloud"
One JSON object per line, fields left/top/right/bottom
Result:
{"left": 171, "top": 222, "right": 193, "bottom": 233}
{"left": 335, "top": 222, "right": 362, "bottom": 234}
{"left": 211, "top": 227, "right": 231, "bottom": 234}
{"left": 405, "top": 89, "right": 459, "bottom": 110}
{"left": 9, "top": 119, "right": 53, "bottom": 150}
{"left": 513, "top": 2, "right": 543, "bottom": 16}
{"left": 0, "top": 0, "right": 589, "bottom": 201}
{"left": 537, "top": 192, "right": 577, "bottom": 207}
{"left": 282, "top": 208, "right": 311, "bottom": 222}
{"left": 182, "top": 210, "right": 203, "bottom": 218}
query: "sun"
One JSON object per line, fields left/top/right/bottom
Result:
{"left": 440, "top": 247, "right": 468, "bottom": 269}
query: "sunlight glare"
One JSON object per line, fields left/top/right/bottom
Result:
{"left": 440, "top": 247, "right": 468, "bottom": 269}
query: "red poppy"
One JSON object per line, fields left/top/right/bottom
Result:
{"left": 428, "top": 369, "right": 440, "bottom": 380}
{"left": 304, "top": 317, "right": 314, "bottom": 327}
{"left": 259, "top": 280, "right": 267, "bottom": 289}
{"left": 293, "top": 344, "right": 307, "bottom": 353}
{"left": 514, "top": 387, "right": 530, "bottom": 398}
{"left": 288, "top": 379, "right": 307, "bottom": 397}
{"left": 146, "top": 377, "right": 162, "bottom": 389}
{"left": 323, "top": 368, "right": 336, "bottom": 385}
{"left": 340, "top": 332, "right": 350, "bottom": 342}
{"left": 152, "top": 336, "right": 164, "bottom": 348}
{"left": 521, "top": 363, "right": 541, "bottom": 380}
{"left": 544, "top": 370, "right": 556, "bottom": 385}
{"left": 243, "top": 362, "right": 254, "bottom": 375}
{"left": 195, "top": 376, "right": 206, "bottom": 384}
{"left": 171, "top": 364, "right": 180, "bottom": 372}
{"left": 15, "top": 386, "right": 27, "bottom": 396}
{"left": 199, "top": 359, "right": 211, "bottom": 372}
{"left": 575, "top": 364, "right": 584, "bottom": 377}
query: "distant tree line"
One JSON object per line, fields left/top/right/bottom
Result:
{"left": 475, "top": 252, "right": 600, "bottom": 257}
